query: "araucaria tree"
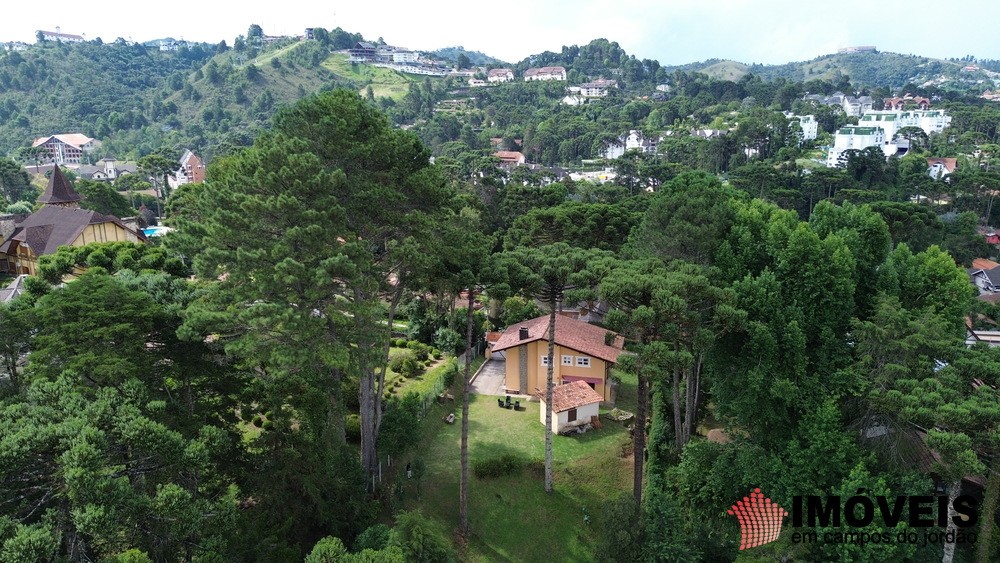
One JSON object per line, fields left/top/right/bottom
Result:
{"left": 186, "top": 89, "right": 453, "bottom": 485}
{"left": 497, "top": 243, "right": 609, "bottom": 493}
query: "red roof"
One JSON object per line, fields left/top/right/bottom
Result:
{"left": 540, "top": 381, "right": 603, "bottom": 413}
{"left": 494, "top": 151, "right": 525, "bottom": 164}
{"left": 927, "top": 157, "right": 957, "bottom": 174}
{"left": 491, "top": 314, "right": 625, "bottom": 363}
{"left": 972, "top": 258, "right": 1000, "bottom": 271}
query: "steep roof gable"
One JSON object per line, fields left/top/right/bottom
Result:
{"left": 492, "top": 314, "right": 625, "bottom": 363}
{"left": 37, "top": 164, "right": 84, "bottom": 205}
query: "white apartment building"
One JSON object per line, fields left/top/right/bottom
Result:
{"left": 487, "top": 68, "right": 514, "bottom": 83}
{"left": 826, "top": 126, "right": 885, "bottom": 167}
{"left": 858, "top": 109, "right": 952, "bottom": 140}
{"left": 787, "top": 114, "right": 818, "bottom": 141}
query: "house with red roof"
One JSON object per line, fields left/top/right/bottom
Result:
{"left": 927, "top": 157, "right": 957, "bottom": 180}
{"left": 538, "top": 380, "right": 604, "bottom": 433}
{"left": 490, "top": 314, "right": 625, "bottom": 401}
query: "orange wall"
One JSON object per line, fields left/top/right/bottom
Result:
{"left": 504, "top": 339, "right": 610, "bottom": 400}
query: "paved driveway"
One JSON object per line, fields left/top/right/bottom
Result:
{"left": 471, "top": 359, "right": 506, "bottom": 396}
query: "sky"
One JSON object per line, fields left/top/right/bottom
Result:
{"left": 3, "top": 1, "right": 998, "bottom": 66}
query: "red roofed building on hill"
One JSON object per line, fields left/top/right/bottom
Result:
{"left": 523, "top": 66, "right": 566, "bottom": 81}
{"left": 490, "top": 314, "right": 625, "bottom": 401}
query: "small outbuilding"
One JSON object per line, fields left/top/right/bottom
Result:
{"left": 539, "top": 381, "right": 603, "bottom": 434}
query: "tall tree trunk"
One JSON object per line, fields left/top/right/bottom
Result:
{"left": 459, "top": 289, "right": 475, "bottom": 536}
{"left": 545, "top": 299, "right": 556, "bottom": 493}
{"left": 672, "top": 342, "right": 683, "bottom": 451}
{"left": 632, "top": 353, "right": 647, "bottom": 505}
{"left": 682, "top": 354, "right": 703, "bottom": 445}
{"left": 976, "top": 458, "right": 999, "bottom": 563}
{"left": 359, "top": 282, "right": 403, "bottom": 489}
{"left": 942, "top": 479, "right": 962, "bottom": 563}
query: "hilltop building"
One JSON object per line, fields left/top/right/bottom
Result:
{"left": 36, "top": 27, "right": 84, "bottom": 43}
{"left": 524, "top": 66, "right": 566, "bottom": 81}
{"left": 488, "top": 68, "right": 514, "bottom": 83}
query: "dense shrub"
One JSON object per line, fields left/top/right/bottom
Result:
{"left": 473, "top": 453, "right": 527, "bottom": 479}
{"left": 389, "top": 510, "right": 454, "bottom": 563}
{"left": 354, "top": 524, "right": 391, "bottom": 552}
{"left": 433, "top": 327, "right": 462, "bottom": 356}
{"left": 400, "top": 357, "right": 424, "bottom": 379}
{"left": 388, "top": 350, "right": 415, "bottom": 374}
{"left": 345, "top": 414, "right": 361, "bottom": 442}
{"left": 406, "top": 340, "right": 430, "bottom": 362}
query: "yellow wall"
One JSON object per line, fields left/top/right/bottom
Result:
{"left": 7, "top": 222, "right": 139, "bottom": 276}
{"left": 504, "top": 339, "right": 610, "bottom": 400}
{"left": 73, "top": 223, "right": 139, "bottom": 247}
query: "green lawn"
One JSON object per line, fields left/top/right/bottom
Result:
{"left": 401, "top": 391, "right": 634, "bottom": 562}
{"left": 321, "top": 53, "right": 418, "bottom": 100}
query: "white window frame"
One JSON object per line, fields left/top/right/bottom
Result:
{"left": 541, "top": 355, "right": 549, "bottom": 366}
{"left": 575, "top": 356, "right": 591, "bottom": 368}
{"left": 561, "top": 355, "right": 573, "bottom": 366}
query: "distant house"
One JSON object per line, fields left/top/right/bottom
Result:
{"left": 842, "top": 95, "right": 874, "bottom": 117}
{"left": 490, "top": 314, "right": 625, "bottom": 401}
{"left": 175, "top": 149, "right": 206, "bottom": 186}
{"left": 538, "top": 381, "right": 604, "bottom": 433}
{"left": 524, "top": 66, "right": 566, "bottom": 81}
{"left": 494, "top": 151, "right": 525, "bottom": 166}
{"left": 579, "top": 79, "right": 618, "bottom": 97}
{"left": 927, "top": 157, "right": 957, "bottom": 180}
{"left": 36, "top": 28, "right": 84, "bottom": 43}
{"left": 77, "top": 156, "right": 137, "bottom": 182}
{"left": 468, "top": 78, "right": 487, "bottom": 88}
{"left": 968, "top": 258, "right": 1000, "bottom": 293}
{"left": 884, "top": 95, "right": 931, "bottom": 110}
{"left": 31, "top": 134, "right": 101, "bottom": 166}
{"left": 604, "top": 130, "right": 657, "bottom": 159}
{"left": 348, "top": 41, "right": 378, "bottom": 62}
{"left": 487, "top": 68, "right": 514, "bottom": 83}
{"left": 0, "top": 165, "right": 144, "bottom": 276}
{"left": 0, "top": 275, "right": 28, "bottom": 303}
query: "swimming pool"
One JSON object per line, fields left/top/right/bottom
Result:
{"left": 142, "top": 226, "right": 173, "bottom": 237}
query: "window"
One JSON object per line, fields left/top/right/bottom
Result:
{"left": 561, "top": 355, "right": 573, "bottom": 366}
{"left": 575, "top": 356, "right": 591, "bottom": 368}
{"left": 568, "top": 408, "right": 577, "bottom": 422}
{"left": 541, "top": 356, "right": 549, "bottom": 366}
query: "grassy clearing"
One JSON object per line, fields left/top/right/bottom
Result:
{"left": 321, "top": 53, "right": 416, "bottom": 100}
{"left": 402, "top": 390, "right": 633, "bottom": 562}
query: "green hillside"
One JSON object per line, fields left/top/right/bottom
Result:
{"left": 321, "top": 53, "right": 423, "bottom": 100}
{"left": 692, "top": 51, "right": 975, "bottom": 89}
{"left": 698, "top": 60, "right": 750, "bottom": 81}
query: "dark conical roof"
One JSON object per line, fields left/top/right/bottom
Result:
{"left": 37, "top": 164, "right": 84, "bottom": 205}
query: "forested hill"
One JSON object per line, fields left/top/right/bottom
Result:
{"left": 0, "top": 34, "right": 370, "bottom": 160}
{"left": 692, "top": 51, "right": 985, "bottom": 89}
{"left": 0, "top": 33, "right": 994, "bottom": 162}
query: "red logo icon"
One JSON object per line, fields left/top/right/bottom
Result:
{"left": 727, "top": 488, "right": 788, "bottom": 550}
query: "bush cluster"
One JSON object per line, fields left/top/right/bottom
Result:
{"left": 473, "top": 453, "right": 527, "bottom": 479}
